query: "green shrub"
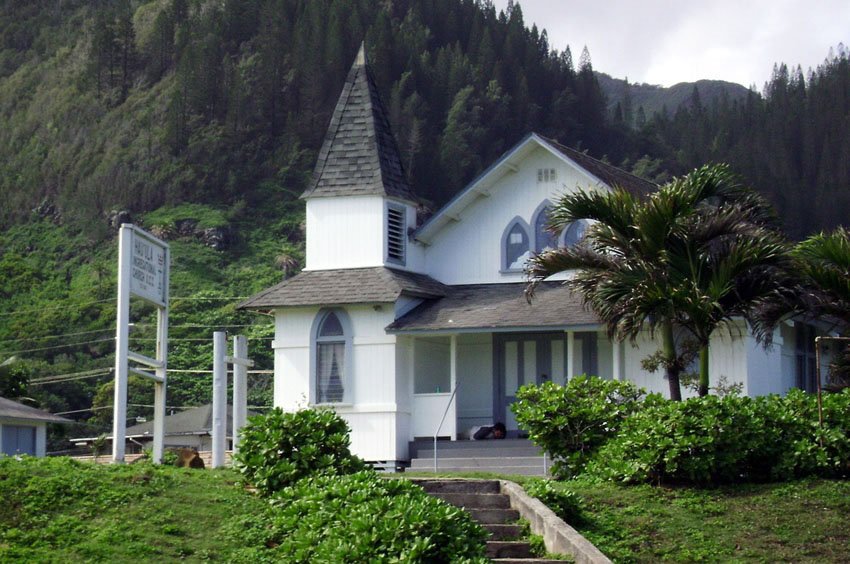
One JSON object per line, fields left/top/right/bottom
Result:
{"left": 233, "top": 408, "right": 364, "bottom": 495}
{"left": 511, "top": 377, "right": 646, "bottom": 477}
{"left": 524, "top": 478, "right": 586, "bottom": 525}
{"left": 589, "top": 390, "right": 850, "bottom": 485}
{"left": 226, "top": 472, "right": 488, "bottom": 563}
{"left": 777, "top": 388, "right": 850, "bottom": 477}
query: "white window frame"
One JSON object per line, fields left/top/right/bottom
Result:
{"left": 501, "top": 216, "right": 532, "bottom": 273}
{"left": 310, "top": 308, "right": 353, "bottom": 405}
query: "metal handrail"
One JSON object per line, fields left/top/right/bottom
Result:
{"left": 433, "top": 383, "right": 460, "bottom": 472}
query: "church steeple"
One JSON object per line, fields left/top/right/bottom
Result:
{"left": 302, "top": 43, "right": 415, "bottom": 203}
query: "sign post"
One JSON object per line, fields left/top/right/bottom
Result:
{"left": 113, "top": 224, "right": 170, "bottom": 463}
{"left": 210, "top": 332, "right": 253, "bottom": 468}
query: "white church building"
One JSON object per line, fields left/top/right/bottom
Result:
{"left": 240, "top": 46, "right": 829, "bottom": 465}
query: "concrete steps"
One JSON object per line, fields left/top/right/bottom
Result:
{"left": 414, "top": 479, "right": 564, "bottom": 564}
{"left": 408, "top": 439, "right": 549, "bottom": 476}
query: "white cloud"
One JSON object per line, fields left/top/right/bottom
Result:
{"left": 494, "top": 0, "right": 850, "bottom": 87}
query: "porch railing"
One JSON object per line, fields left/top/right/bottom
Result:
{"left": 433, "top": 383, "right": 459, "bottom": 472}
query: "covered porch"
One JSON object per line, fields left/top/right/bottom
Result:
{"left": 388, "top": 282, "right": 627, "bottom": 442}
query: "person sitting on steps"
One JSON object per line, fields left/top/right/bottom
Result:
{"left": 471, "top": 421, "right": 507, "bottom": 440}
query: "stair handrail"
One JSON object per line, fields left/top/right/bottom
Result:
{"left": 433, "top": 383, "right": 460, "bottom": 472}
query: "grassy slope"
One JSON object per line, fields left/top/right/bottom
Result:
{"left": 0, "top": 457, "right": 268, "bottom": 563}
{"left": 2, "top": 460, "right": 848, "bottom": 563}
{"left": 404, "top": 470, "right": 850, "bottom": 563}
{"left": 569, "top": 478, "right": 850, "bottom": 563}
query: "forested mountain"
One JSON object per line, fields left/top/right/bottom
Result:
{"left": 0, "top": 0, "right": 849, "bottom": 440}
{"left": 644, "top": 51, "right": 850, "bottom": 237}
{"left": 596, "top": 73, "right": 751, "bottom": 129}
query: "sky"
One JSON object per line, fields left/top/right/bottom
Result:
{"left": 492, "top": 0, "right": 850, "bottom": 88}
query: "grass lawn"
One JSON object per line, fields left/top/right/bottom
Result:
{"left": 403, "top": 470, "right": 850, "bottom": 563}
{"left": 3, "top": 458, "right": 848, "bottom": 563}
{"left": 567, "top": 477, "right": 850, "bottom": 563}
{"left": 0, "top": 456, "right": 267, "bottom": 562}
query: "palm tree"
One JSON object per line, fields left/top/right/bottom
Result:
{"left": 756, "top": 228, "right": 850, "bottom": 389}
{"left": 793, "top": 228, "right": 850, "bottom": 325}
{"left": 526, "top": 164, "right": 792, "bottom": 399}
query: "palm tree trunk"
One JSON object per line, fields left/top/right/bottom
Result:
{"left": 662, "top": 321, "right": 682, "bottom": 401}
{"left": 698, "top": 345, "right": 710, "bottom": 397}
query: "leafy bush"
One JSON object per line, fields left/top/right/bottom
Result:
{"left": 226, "top": 471, "right": 488, "bottom": 563}
{"left": 776, "top": 388, "right": 850, "bottom": 477}
{"left": 589, "top": 390, "right": 850, "bottom": 484}
{"left": 233, "top": 408, "right": 364, "bottom": 495}
{"left": 524, "top": 478, "right": 586, "bottom": 525}
{"left": 511, "top": 377, "right": 646, "bottom": 477}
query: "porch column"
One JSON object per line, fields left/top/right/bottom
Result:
{"left": 612, "top": 340, "right": 624, "bottom": 381}
{"left": 566, "top": 331, "right": 577, "bottom": 381}
{"left": 449, "top": 334, "right": 457, "bottom": 441}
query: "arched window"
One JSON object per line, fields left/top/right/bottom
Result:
{"left": 532, "top": 201, "right": 558, "bottom": 253}
{"left": 561, "top": 219, "right": 590, "bottom": 248}
{"left": 312, "top": 309, "right": 351, "bottom": 404}
{"left": 501, "top": 217, "right": 531, "bottom": 272}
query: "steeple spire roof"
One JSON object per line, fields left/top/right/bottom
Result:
{"left": 301, "top": 43, "right": 415, "bottom": 202}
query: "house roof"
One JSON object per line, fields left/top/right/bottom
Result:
{"left": 72, "top": 405, "right": 256, "bottom": 442}
{"left": 414, "top": 132, "right": 657, "bottom": 244}
{"left": 386, "top": 281, "right": 601, "bottom": 333}
{"left": 0, "top": 396, "right": 71, "bottom": 424}
{"left": 301, "top": 43, "right": 415, "bottom": 203}
{"left": 238, "top": 267, "right": 448, "bottom": 310}
{"left": 124, "top": 404, "right": 253, "bottom": 438}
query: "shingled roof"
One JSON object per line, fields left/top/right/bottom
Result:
{"left": 0, "top": 396, "right": 71, "bottom": 424}
{"left": 301, "top": 43, "right": 415, "bottom": 202}
{"left": 238, "top": 267, "right": 447, "bottom": 309}
{"left": 387, "top": 282, "right": 601, "bottom": 333}
{"left": 540, "top": 135, "right": 656, "bottom": 198}
{"left": 123, "top": 404, "right": 255, "bottom": 438}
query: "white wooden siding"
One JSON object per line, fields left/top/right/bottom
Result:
{"left": 422, "top": 147, "right": 606, "bottom": 284}
{"left": 305, "top": 196, "right": 385, "bottom": 270}
{"left": 273, "top": 304, "right": 406, "bottom": 461}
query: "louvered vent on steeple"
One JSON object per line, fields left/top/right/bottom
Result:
{"left": 386, "top": 204, "right": 406, "bottom": 264}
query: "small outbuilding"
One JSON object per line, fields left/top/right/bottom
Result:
{"left": 0, "top": 396, "right": 71, "bottom": 457}
{"left": 71, "top": 404, "right": 256, "bottom": 454}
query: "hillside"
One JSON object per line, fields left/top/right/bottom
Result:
{"left": 596, "top": 72, "right": 752, "bottom": 126}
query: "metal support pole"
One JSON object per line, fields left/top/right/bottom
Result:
{"left": 152, "top": 299, "right": 168, "bottom": 464}
{"left": 112, "top": 227, "right": 132, "bottom": 463}
{"left": 232, "top": 335, "right": 248, "bottom": 454}
{"left": 212, "top": 331, "right": 227, "bottom": 468}
{"left": 815, "top": 336, "right": 824, "bottom": 445}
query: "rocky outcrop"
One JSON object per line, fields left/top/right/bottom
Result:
{"left": 146, "top": 220, "right": 232, "bottom": 251}
{"left": 107, "top": 209, "right": 132, "bottom": 229}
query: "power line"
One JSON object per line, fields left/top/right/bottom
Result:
{"left": 55, "top": 403, "right": 198, "bottom": 416}
{"left": 0, "top": 321, "right": 271, "bottom": 347}
{"left": 171, "top": 296, "right": 249, "bottom": 301}
{"left": 0, "top": 298, "right": 116, "bottom": 318}
{"left": 0, "top": 337, "right": 114, "bottom": 357}
{"left": 0, "top": 328, "right": 115, "bottom": 346}
{"left": 132, "top": 323, "right": 271, "bottom": 329}
{"left": 129, "top": 337, "right": 273, "bottom": 342}
{"left": 0, "top": 296, "right": 250, "bottom": 319}
{"left": 30, "top": 368, "right": 113, "bottom": 385}
{"left": 167, "top": 369, "right": 273, "bottom": 374}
